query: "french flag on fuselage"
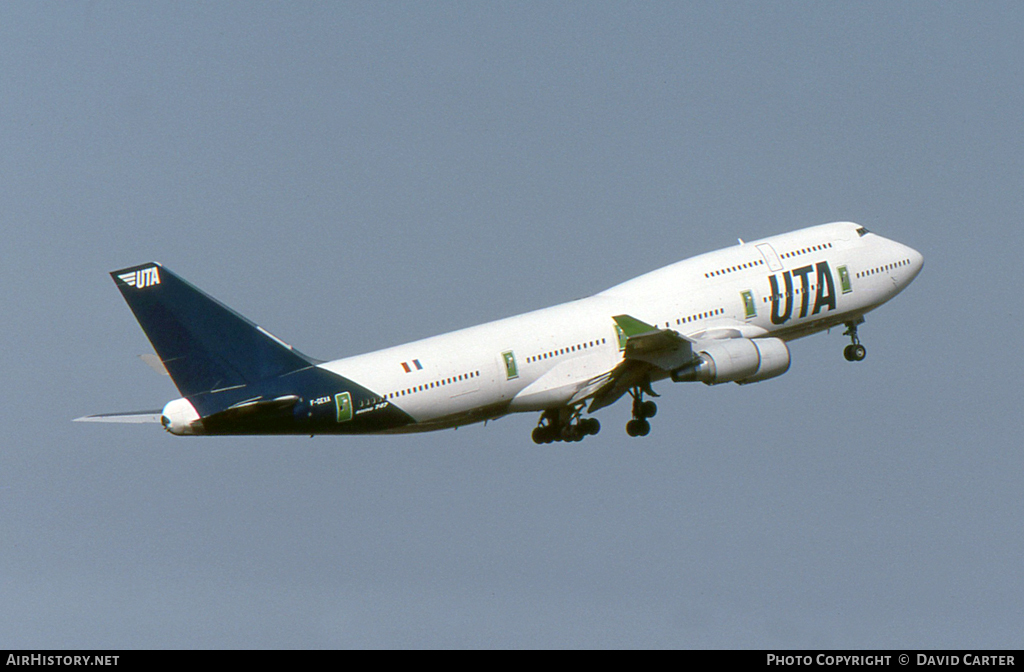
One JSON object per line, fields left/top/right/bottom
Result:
{"left": 400, "top": 359, "right": 423, "bottom": 373}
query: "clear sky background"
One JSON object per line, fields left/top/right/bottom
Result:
{"left": 2, "top": 2, "right": 1022, "bottom": 649}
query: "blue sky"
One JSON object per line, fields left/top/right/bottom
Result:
{"left": 2, "top": 2, "right": 1022, "bottom": 648}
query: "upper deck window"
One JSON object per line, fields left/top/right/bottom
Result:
{"left": 856, "top": 226, "right": 869, "bottom": 237}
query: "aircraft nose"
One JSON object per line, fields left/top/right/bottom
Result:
{"left": 907, "top": 245, "right": 924, "bottom": 277}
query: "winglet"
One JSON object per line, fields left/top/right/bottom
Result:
{"left": 611, "top": 314, "right": 696, "bottom": 373}
{"left": 612, "top": 314, "right": 659, "bottom": 338}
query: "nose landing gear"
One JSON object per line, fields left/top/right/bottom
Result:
{"left": 843, "top": 318, "right": 867, "bottom": 361}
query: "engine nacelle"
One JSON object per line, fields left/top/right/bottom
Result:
{"left": 671, "top": 337, "right": 790, "bottom": 386}
{"left": 161, "top": 398, "right": 204, "bottom": 435}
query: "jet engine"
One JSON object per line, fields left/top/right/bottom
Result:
{"left": 671, "top": 337, "right": 790, "bottom": 385}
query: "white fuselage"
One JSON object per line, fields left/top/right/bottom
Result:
{"left": 320, "top": 222, "right": 923, "bottom": 431}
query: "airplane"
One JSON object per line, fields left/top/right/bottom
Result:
{"left": 77, "top": 221, "right": 923, "bottom": 442}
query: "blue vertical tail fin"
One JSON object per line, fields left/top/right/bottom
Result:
{"left": 111, "top": 263, "right": 316, "bottom": 400}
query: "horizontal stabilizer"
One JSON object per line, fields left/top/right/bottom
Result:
{"left": 139, "top": 353, "right": 170, "bottom": 376}
{"left": 74, "top": 410, "right": 163, "bottom": 424}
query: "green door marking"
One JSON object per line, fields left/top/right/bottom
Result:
{"left": 614, "top": 324, "right": 627, "bottom": 351}
{"left": 837, "top": 265, "right": 852, "bottom": 294}
{"left": 502, "top": 351, "right": 518, "bottom": 380}
{"left": 741, "top": 290, "right": 757, "bottom": 318}
{"left": 335, "top": 392, "right": 353, "bottom": 423}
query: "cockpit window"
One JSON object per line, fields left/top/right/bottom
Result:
{"left": 856, "top": 226, "right": 869, "bottom": 237}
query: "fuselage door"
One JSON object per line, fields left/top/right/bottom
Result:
{"left": 756, "top": 243, "right": 784, "bottom": 271}
{"left": 501, "top": 350, "right": 519, "bottom": 380}
{"left": 741, "top": 290, "right": 757, "bottom": 319}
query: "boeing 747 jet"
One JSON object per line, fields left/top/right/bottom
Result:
{"left": 78, "top": 221, "right": 923, "bottom": 442}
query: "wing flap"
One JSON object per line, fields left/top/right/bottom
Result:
{"left": 585, "top": 359, "right": 650, "bottom": 413}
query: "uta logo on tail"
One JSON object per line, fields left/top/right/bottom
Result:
{"left": 118, "top": 267, "right": 161, "bottom": 289}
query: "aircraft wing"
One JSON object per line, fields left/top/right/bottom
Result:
{"left": 613, "top": 314, "right": 695, "bottom": 371}
{"left": 584, "top": 315, "right": 696, "bottom": 413}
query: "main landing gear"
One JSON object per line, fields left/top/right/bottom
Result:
{"left": 532, "top": 406, "right": 601, "bottom": 444}
{"left": 625, "top": 386, "right": 657, "bottom": 437}
{"left": 843, "top": 318, "right": 867, "bottom": 362}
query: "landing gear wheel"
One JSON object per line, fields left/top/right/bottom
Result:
{"left": 561, "top": 425, "right": 586, "bottom": 442}
{"left": 533, "top": 407, "right": 598, "bottom": 443}
{"left": 842, "top": 319, "right": 867, "bottom": 362}
{"left": 627, "top": 385, "right": 657, "bottom": 437}
{"left": 626, "top": 419, "right": 650, "bottom": 437}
